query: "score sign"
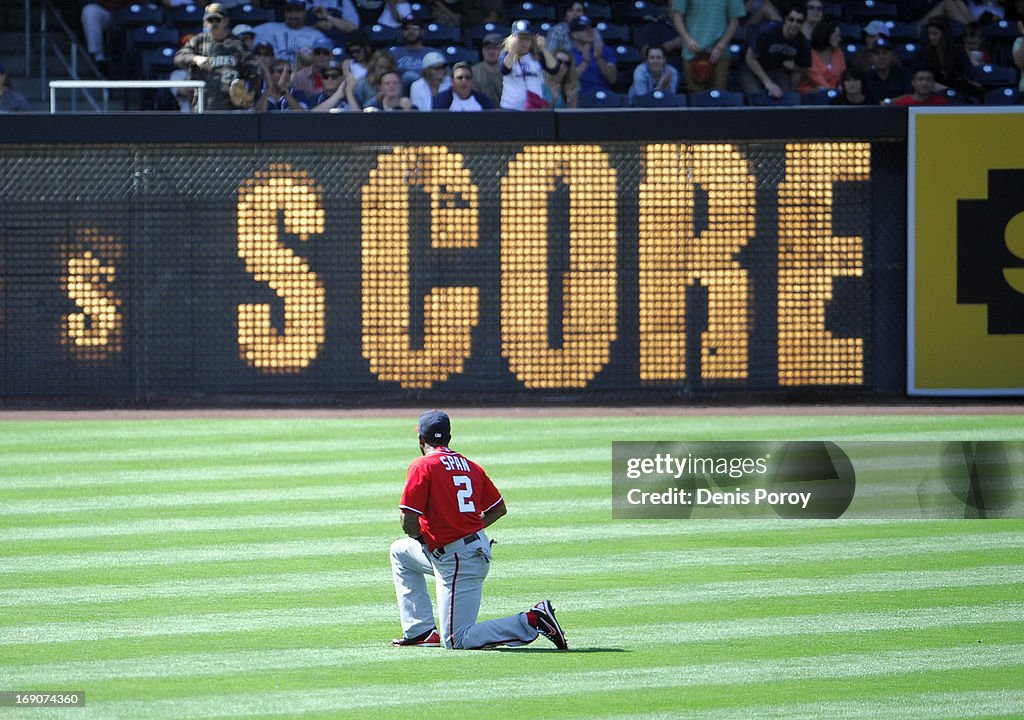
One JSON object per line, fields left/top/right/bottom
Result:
{"left": 53, "top": 142, "right": 871, "bottom": 392}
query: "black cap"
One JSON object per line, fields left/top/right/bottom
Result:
{"left": 418, "top": 410, "right": 451, "bottom": 442}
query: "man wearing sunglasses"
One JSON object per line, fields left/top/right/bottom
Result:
{"left": 432, "top": 61, "right": 495, "bottom": 110}
{"left": 175, "top": 3, "right": 261, "bottom": 110}
{"left": 293, "top": 37, "right": 337, "bottom": 97}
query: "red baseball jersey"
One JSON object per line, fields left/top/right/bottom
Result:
{"left": 400, "top": 446, "right": 503, "bottom": 551}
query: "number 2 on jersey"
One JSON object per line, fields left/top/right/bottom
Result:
{"left": 453, "top": 475, "right": 477, "bottom": 513}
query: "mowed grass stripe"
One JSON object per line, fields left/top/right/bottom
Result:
{"left": 31, "top": 644, "right": 1024, "bottom": 720}
{"left": 3, "top": 562, "right": 1019, "bottom": 609}
{"left": 1, "top": 529, "right": 1022, "bottom": 575}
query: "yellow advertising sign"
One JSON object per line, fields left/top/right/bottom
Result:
{"left": 909, "top": 108, "right": 1024, "bottom": 395}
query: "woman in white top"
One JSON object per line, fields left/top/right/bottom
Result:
{"left": 410, "top": 51, "right": 451, "bottom": 109}
{"left": 499, "top": 19, "right": 559, "bottom": 110}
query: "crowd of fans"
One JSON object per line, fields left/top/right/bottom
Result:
{"left": 24, "top": 0, "right": 1024, "bottom": 111}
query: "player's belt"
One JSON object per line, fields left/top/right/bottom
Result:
{"left": 431, "top": 532, "right": 481, "bottom": 559}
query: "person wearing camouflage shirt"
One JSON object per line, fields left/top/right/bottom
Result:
{"left": 175, "top": 3, "right": 261, "bottom": 111}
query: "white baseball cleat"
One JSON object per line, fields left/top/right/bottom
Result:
{"left": 531, "top": 599, "right": 568, "bottom": 650}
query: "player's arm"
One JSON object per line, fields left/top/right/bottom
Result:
{"left": 480, "top": 500, "right": 507, "bottom": 528}
{"left": 400, "top": 509, "right": 422, "bottom": 539}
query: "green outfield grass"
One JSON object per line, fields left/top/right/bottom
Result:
{"left": 1, "top": 414, "right": 1022, "bottom": 719}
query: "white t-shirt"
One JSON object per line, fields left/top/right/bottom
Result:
{"left": 410, "top": 75, "right": 451, "bottom": 110}
{"left": 499, "top": 51, "right": 547, "bottom": 110}
{"left": 449, "top": 93, "right": 484, "bottom": 111}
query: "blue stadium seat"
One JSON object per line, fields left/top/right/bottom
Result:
{"left": 363, "top": 24, "right": 400, "bottom": 48}
{"left": 422, "top": 23, "right": 462, "bottom": 45}
{"left": 802, "top": 88, "right": 839, "bottom": 105}
{"left": 613, "top": 44, "right": 642, "bottom": 67}
{"left": 984, "top": 86, "right": 1020, "bottom": 105}
{"left": 141, "top": 46, "right": 178, "bottom": 78}
{"left": 127, "top": 25, "right": 179, "bottom": 57}
{"left": 595, "top": 21, "right": 629, "bottom": 44}
{"left": 885, "top": 21, "right": 919, "bottom": 41}
{"left": 407, "top": 2, "right": 433, "bottom": 22}
{"left": 508, "top": 2, "right": 556, "bottom": 22}
{"left": 466, "top": 23, "right": 510, "bottom": 46}
{"left": 689, "top": 89, "right": 744, "bottom": 107}
{"left": 578, "top": 89, "right": 626, "bottom": 107}
{"left": 850, "top": 0, "right": 897, "bottom": 20}
{"left": 114, "top": 3, "right": 165, "bottom": 28}
{"left": 227, "top": 3, "right": 273, "bottom": 25}
{"left": 631, "top": 90, "right": 687, "bottom": 107}
{"left": 170, "top": 4, "right": 203, "bottom": 31}
{"left": 583, "top": 2, "right": 612, "bottom": 21}
{"left": 749, "top": 89, "right": 802, "bottom": 106}
{"left": 977, "top": 64, "right": 1018, "bottom": 86}
{"left": 619, "top": 0, "right": 667, "bottom": 25}
{"left": 442, "top": 45, "right": 479, "bottom": 65}
{"left": 838, "top": 22, "right": 863, "bottom": 42}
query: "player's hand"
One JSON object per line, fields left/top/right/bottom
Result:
{"left": 765, "top": 80, "right": 783, "bottom": 98}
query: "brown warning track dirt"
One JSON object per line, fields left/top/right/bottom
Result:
{"left": 1, "top": 404, "right": 1023, "bottom": 421}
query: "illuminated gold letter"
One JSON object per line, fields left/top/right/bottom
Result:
{"left": 639, "top": 143, "right": 755, "bottom": 381}
{"left": 500, "top": 145, "right": 617, "bottom": 389}
{"left": 361, "top": 146, "right": 480, "bottom": 389}
{"left": 61, "top": 229, "right": 123, "bottom": 362}
{"left": 778, "top": 143, "right": 869, "bottom": 385}
{"left": 237, "top": 164, "right": 326, "bottom": 372}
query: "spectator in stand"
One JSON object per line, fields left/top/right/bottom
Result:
{"left": 253, "top": 0, "right": 330, "bottom": 64}
{"left": 829, "top": 66, "right": 875, "bottom": 104}
{"left": 352, "top": 0, "right": 386, "bottom": 27}
{"left": 233, "top": 24, "right": 257, "bottom": 51}
{"left": 798, "top": 18, "right": 845, "bottom": 93}
{"left": 500, "top": 20, "right": 559, "bottom": 109}
{"left": 253, "top": 42, "right": 277, "bottom": 72}
{"left": 568, "top": 15, "right": 618, "bottom": 95}
{"left": 851, "top": 20, "right": 890, "bottom": 73}
{"left": 365, "top": 69, "right": 414, "bottom": 109}
{"left": 864, "top": 38, "right": 911, "bottom": 102}
{"left": 627, "top": 44, "right": 680, "bottom": 102}
{"left": 432, "top": 0, "right": 462, "bottom": 27}
{"left": 547, "top": 1, "right": 604, "bottom": 53}
{"left": 342, "top": 31, "right": 372, "bottom": 82}
{"left": 743, "top": 0, "right": 781, "bottom": 27}
{"left": 890, "top": 65, "right": 950, "bottom": 104}
{"left": 79, "top": 0, "right": 133, "bottom": 70}
{"left": 305, "top": 59, "right": 361, "bottom": 110}
{"left": 544, "top": 48, "right": 581, "bottom": 106}
{"left": 410, "top": 51, "right": 451, "bottom": 109}
{"left": 309, "top": 0, "right": 360, "bottom": 43}
{"left": 962, "top": 22, "right": 993, "bottom": 67}
{"left": 378, "top": 0, "right": 415, "bottom": 28}
{"left": 391, "top": 17, "right": 440, "bottom": 89}
{"left": 353, "top": 49, "right": 398, "bottom": 107}
{"left": 738, "top": 3, "right": 811, "bottom": 98}
{"left": 0, "top": 62, "right": 29, "bottom": 112}
{"left": 1015, "top": 20, "right": 1024, "bottom": 92}
{"left": 670, "top": 0, "right": 744, "bottom": 93}
{"left": 433, "top": 62, "right": 495, "bottom": 108}
{"left": 801, "top": 0, "right": 823, "bottom": 40}
{"left": 913, "top": 17, "right": 982, "bottom": 97}
{"left": 256, "top": 59, "right": 310, "bottom": 110}
{"left": 919, "top": 0, "right": 1005, "bottom": 24}
{"left": 472, "top": 32, "right": 505, "bottom": 106}
{"left": 175, "top": 4, "right": 261, "bottom": 111}
{"left": 292, "top": 37, "right": 336, "bottom": 98}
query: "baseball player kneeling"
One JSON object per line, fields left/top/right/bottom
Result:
{"left": 389, "top": 410, "right": 568, "bottom": 650}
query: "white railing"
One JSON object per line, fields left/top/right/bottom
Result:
{"left": 49, "top": 80, "right": 207, "bottom": 113}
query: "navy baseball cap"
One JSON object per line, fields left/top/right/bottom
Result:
{"left": 418, "top": 410, "right": 451, "bottom": 441}
{"left": 511, "top": 19, "right": 532, "bottom": 34}
{"left": 569, "top": 15, "right": 592, "bottom": 31}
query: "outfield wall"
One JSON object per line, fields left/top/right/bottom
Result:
{"left": 0, "top": 110, "right": 908, "bottom": 404}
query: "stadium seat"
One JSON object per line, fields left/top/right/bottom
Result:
{"left": 227, "top": 3, "right": 273, "bottom": 25}
{"left": 619, "top": 0, "right": 667, "bottom": 25}
{"left": 977, "top": 64, "right": 1018, "bottom": 86}
{"left": 802, "top": 88, "right": 839, "bottom": 105}
{"left": 821, "top": 2, "right": 843, "bottom": 19}
{"left": 850, "top": 0, "right": 898, "bottom": 20}
{"left": 363, "top": 24, "right": 400, "bottom": 48}
{"left": 466, "top": 23, "right": 510, "bottom": 46}
{"left": 583, "top": 1, "right": 612, "bottom": 21}
{"left": 579, "top": 89, "right": 626, "bottom": 107}
{"left": 689, "top": 89, "right": 744, "bottom": 107}
{"left": 508, "top": 2, "right": 556, "bottom": 22}
{"left": 838, "top": 22, "right": 863, "bottom": 42}
{"left": 984, "top": 86, "right": 1020, "bottom": 105}
{"left": 141, "top": 46, "right": 178, "bottom": 78}
{"left": 613, "top": 44, "right": 642, "bottom": 67}
{"left": 127, "top": 25, "right": 179, "bottom": 58}
{"left": 406, "top": 2, "right": 433, "bottom": 22}
{"left": 114, "top": 3, "right": 165, "bottom": 28}
{"left": 442, "top": 45, "right": 479, "bottom": 64}
{"left": 170, "top": 4, "right": 203, "bottom": 32}
{"left": 895, "top": 42, "right": 918, "bottom": 65}
{"left": 749, "top": 89, "right": 802, "bottom": 106}
{"left": 422, "top": 23, "right": 461, "bottom": 45}
{"left": 631, "top": 90, "right": 687, "bottom": 107}
{"left": 885, "top": 21, "right": 919, "bottom": 41}
{"left": 595, "top": 21, "right": 630, "bottom": 44}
